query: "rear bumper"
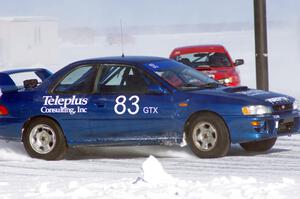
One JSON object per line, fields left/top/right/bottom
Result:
{"left": 0, "top": 117, "right": 24, "bottom": 141}
{"left": 224, "top": 110, "right": 300, "bottom": 143}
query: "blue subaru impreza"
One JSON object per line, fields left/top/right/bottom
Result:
{"left": 0, "top": 56, "right": 299, "bottom": 160}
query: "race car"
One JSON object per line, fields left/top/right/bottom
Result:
{"left": 170, "top": 45, "right": 243, "bottom": 86}
{"left": 0, "top": 56, "right": 299, "bottom": 160}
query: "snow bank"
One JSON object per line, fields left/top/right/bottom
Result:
{"left": 0, "top": 140, "right": 29, "bottom": 161}
{"left": 136, "top": 155, "right": 173, "bottom": 184}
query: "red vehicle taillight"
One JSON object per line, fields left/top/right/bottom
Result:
{"left": 0, "top": 105, "right": 8, "bottom": 115}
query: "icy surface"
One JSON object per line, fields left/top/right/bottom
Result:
{"left": 0, "top": 136, "right": 300, "bottom": 198}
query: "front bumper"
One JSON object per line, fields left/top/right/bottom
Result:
{"left": 224, "top": 110, "right": 300, "bottom": 143}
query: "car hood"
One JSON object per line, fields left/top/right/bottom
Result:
{"left": 187, "top": 86, "right": 295, "bottom": 107}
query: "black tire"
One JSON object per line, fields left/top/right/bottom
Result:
{"left": 23, "top": 118, "right": 67, "bottom": 160}
{"left": 186, "top": 113, "right": 230, "bottom": 158}
{"left": 240, "top": 138, "right": 277, "bottom": 152}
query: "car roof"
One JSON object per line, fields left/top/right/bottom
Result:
{"left": 76, "top": 56, "right": 168, "bottom": 65}
{"left": 170, "top": 44, "right": 227, "bottom": 56}
{"left": 42, "top": 56, "right": 172, "bottom": 87}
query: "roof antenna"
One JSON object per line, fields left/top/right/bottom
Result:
{"left": 120, "top": 19, "right": 125, "bottom": 57}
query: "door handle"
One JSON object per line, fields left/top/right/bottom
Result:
{"left": 94, "top": 102, "right": 106, "bottom": 108}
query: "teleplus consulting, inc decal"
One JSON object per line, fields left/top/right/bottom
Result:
{"left": 41, "top": 95, "right": 88, "bottom": 115}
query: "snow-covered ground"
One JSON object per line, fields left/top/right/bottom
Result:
{"left": 1, "top": 136, "right": 300, "bottom": 199}
{"left": 1, "top": 25, "right": 300, "bottom": 198}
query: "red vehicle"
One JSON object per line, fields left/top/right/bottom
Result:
{"left": 170, "top": 45, "right": 244, "bottom": 86}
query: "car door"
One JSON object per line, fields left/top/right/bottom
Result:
{"left": 87, "top": 63, "right": 179, "bottom": 144}
{"left": 46, "top": 63, "right": 98, "bottom": 144}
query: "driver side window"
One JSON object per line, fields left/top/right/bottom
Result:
{"left": 97, "top": 64, "right": 158, "bottom": 94}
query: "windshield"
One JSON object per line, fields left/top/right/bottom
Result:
{"left": 174, "top": 52, "right": 231, "bottom": 67}
{"left": 145, "top": 60, "right": 219, "bottom": 90}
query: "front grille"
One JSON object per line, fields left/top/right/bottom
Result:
{"left": 273, "top": 103, "right": 293, "bottom": 112}
{"left": 278, "top": 118, "right": 294, "bottom": 133}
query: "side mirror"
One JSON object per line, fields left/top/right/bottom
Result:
{"left": 148, "top": 85, "right": 168, "bottom": 94}
{"left": 234, "top": 59, "right": 244, "bottom": 66}
{"left": 24, "top": 79, "right": 38, "bottom": 89}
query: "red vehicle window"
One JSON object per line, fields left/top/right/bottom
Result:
{"left": 175, "top": 52, "right": 231, "bottom": 67}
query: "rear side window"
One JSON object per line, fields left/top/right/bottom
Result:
{"left": 10, "top": 72, "right": 42, "bottom": 87}
{"left": 54, "top": 65, "right": 97, "bottom": 93}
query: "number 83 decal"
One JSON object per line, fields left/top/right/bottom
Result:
{"left": 114, "top": 95, "right": 139, "bottom": 115}
{"left": 114, "top": 95, "right": 159, "bottom": 115}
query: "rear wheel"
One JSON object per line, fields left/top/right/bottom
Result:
{"left": 186, "top": 113, "right": 230, "bottom": 158}
{"left": 240, "top": 138, "right": 277, "bottom": 152}
{"left": 23, "top": 118, "right": 67, "bottom": 160}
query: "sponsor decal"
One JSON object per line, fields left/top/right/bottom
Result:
{"left": 265, "top": 97, "right": 291, "bottom": 104}
{"left": 148, "top": 63, "right": 159, "bottom": 69}
{"left": 41, "top": 95, "right": 88, "bottom": 115}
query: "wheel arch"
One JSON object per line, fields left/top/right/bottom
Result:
{"left": 184, "top": 110, "right": 231, "bottom": 141}
{"left": 22, "top": 115, "right": 66, "bottom": 143}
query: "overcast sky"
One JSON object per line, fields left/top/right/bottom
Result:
{"left": 0, "top": 0, "right": 299, "bottom": 28}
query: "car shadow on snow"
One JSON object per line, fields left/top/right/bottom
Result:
{"left": 0, "top": 140, "right": 291, "bottom": 161}
{"left": 64, "top": 145, "right": 195, "bottom": 160}
{"left": 64, "top": 144, "right": 290, "bottom": 160}
{"left": 227, "top": 144, "right": 290, "bottom": 157}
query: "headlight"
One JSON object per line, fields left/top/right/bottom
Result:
{"left": 242, "top": 105, "right": 272, "bottom": 115}
{"left": 218, "top": 77, "right": 233, "bottom": 84}
{"left": 293, "top": 100, "right": 298, "bottom": 110}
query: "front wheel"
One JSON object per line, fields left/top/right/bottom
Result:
{"left": 240, "top": 138, "right": 277, "bottom": 152}
{"left": 23, "top": 118, "right": 67, "bottom": 160}
{"left": 186, "top": 113, "right": 230, "bottom": 158}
